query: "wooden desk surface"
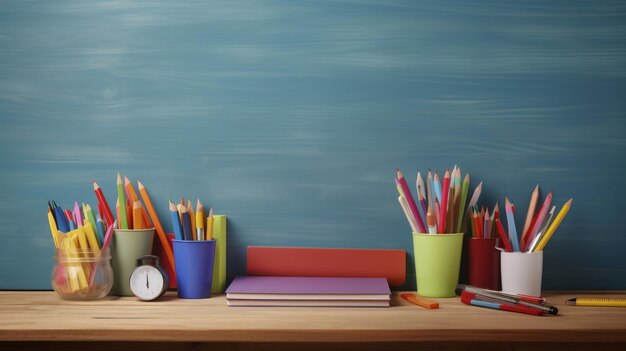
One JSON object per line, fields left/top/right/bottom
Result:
{"left": 1, "top": 291, "right": 626, "bottom": 350}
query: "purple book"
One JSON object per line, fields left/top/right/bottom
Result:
{"left": 226, "top": 276, "right": 391, "bottom": 301}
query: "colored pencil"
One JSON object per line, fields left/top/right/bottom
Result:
{"left": 169, "top": 200, "right": 183, "bottom": 240}
{"left": 93, "top": 181, "right": 115, "bottom": 228}
{"left": 73, "top": 201, "right": 83, "bottom": 227}
{"left": 398, "top": 196, "right": 419, "bottom": 234}
{"left": 522, "top": 185, "right": 540, "bottom": 238}
{"left": 533, "top": 199, "right": 572, "bottom": 252}
{"left": 426, "top": 170, "right": 435, "bottom": 212}
{"left": 438, "top": 169, "right": 450, "bottom": 234}
{"left": 462, "top": 181, "right": 482, "bottom": 233}
{"left": 527, "top": 206, "right": 555, "bottom": 252}
{"left": 181, "top": 204, "right": 192, "bottom": 241}
{"left": 47, "top": 209, "right": 59, "bottom": 248}
{"left": 433, "top": 172, "right": 442, "bottom": 204}
{"left": 125, "top": 175, "right": 153, "bottom": 228}
{"left": 505, "top": 197, "right": 520, "bottom": 251}
{"left": 426, "top": 206, "right": 437, "bottom": 234}
{"left": 457, "top": 173, "right": 470, "bottom": 233}
{"left": 447, "top": 183, "right": 455, "bottom": 234}
{"left": 196, "top": 198, "right": 205, "bottom": 241}
{"left": 396, "top": 169, "right": 427, "bottom": 233}
{"left": 132, "top": 201, "right": 144, "bottom": 229}
{"left": 116, "top": 173, "right": 128, "bottom": 229}
{"left": 495, "top": 218, "right": 513, "bottom": 252}
{"left": 523, "top": 192, "right": 552, "bottom": 251}
{"left": 138, "top": 180, "right": 176, "bottom": 278}
{"left": 416, "top": 172, "right": 428, "bottom": 215}
{"left": 206, "top": 207, "right": 214, "bottom": 240}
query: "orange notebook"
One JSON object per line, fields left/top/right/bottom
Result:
{"left": 247, "top": 246, "right": 406, "bottom": 287}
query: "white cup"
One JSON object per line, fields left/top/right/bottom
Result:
{"left": 500, "top": 251, "right": 543, "bottom": 297}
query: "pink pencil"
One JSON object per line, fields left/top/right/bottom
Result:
{"left": 438, "top": 169, "right": 451, "bottom": 234}
{"left": 523, "top": 192, "right": 552, "bottom": 251}
{"left": 397, "top": 169, "right": 427, "bottom": 233}
{"left": 72, "top": 201, "right": 83, "bottom": 227}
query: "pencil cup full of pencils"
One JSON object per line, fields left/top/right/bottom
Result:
{"left": 110, "top": 228, "right": 155, "bottom": 296}
{"left": 52, "top": 247, "right": 113, "bottom": 300}
{"left": 412, "top": 233, "right": 464, "bottom": 297}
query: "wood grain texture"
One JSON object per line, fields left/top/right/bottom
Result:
{"left": 1, "top": 291, "right": 625, "bottom": 349}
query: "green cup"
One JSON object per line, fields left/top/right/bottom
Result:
{"left": 110, "top": 228, "right": 155, "bottom": 296}
{"left": 412, "top": 233, "right": 464, "bottom": 297}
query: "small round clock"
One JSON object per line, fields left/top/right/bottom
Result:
{"left": 129, "top": 255, "right": 169, "bottom": 301}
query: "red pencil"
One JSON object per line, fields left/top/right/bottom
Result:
{"left": 93, "top": 181, "right": 115, "bottom": 228}
{"left": 495, "top": 218, "right": 513, "bottom": 252}
{"left": 438, "top": 169, "right": 450, "bottom": 234}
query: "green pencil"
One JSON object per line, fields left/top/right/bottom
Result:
{"left": 117, "top": 173, "right": 128, "bottom": 229}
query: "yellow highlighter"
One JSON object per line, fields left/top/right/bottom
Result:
{"left": 567, "top": 298, "right": 626, "bottom": 307}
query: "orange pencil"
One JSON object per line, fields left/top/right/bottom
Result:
{"left": 124, "top": 175, "right": 152, "bottom": 227}
{"left": 133, "top": 201, "right": 144, "bottom": 229}
{"left": 521, "top": 185, "right": 540, "bottom": 247}
{"left": 138, "top": 180, "right": 176, "bottom": 278}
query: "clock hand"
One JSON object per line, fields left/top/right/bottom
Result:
{"left": 146, "top": 272, "right": 149, "bottom": 289}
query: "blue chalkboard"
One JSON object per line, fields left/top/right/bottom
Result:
{"left": 1, "top": 0, "right": 625, "bottom": 290}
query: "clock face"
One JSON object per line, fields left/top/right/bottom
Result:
{"left": 130, "top": 265, "right": 166, "bottom": 301}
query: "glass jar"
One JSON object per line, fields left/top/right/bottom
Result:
{"left": 52, "top": 247, "right": 113, "bottom": 300}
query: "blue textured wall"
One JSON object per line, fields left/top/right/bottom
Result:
{"left": 1, "top": 1, "right": 625, "bottom": 290}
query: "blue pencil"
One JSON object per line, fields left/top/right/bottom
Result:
{"left": 169, "top": 200, "right": 184, "bottom": 240}
{"left": 433, "top": 171, "right": 442, "bottom": 204}
{"left": 53, "top": 204, "right": 70, "bottom": 233}
{"left": 180, "top": 204, "right": 192, "bottom": 241}
{"left": 505, "top": 197, "right": 520, "bottom": 251}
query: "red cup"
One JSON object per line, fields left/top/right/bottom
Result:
{"left": 467, "top": 238, "right": 500, "bottom": 290}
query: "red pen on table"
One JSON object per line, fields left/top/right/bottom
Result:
{"left": 461, "top": 291, "right": 543, "bottom": 316}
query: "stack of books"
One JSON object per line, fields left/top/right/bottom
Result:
{"left": 226, "top": 276, "right": 391, "bottom": 307}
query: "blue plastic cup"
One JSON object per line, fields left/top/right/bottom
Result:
{"left": 173, "top": 240, "right": 216, "bottom": 299}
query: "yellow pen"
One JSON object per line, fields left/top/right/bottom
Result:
{"left": 567, "top": 298, "right": 626, "bottom": 307}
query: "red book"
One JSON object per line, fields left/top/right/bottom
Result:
{"left": 247, "top": 246, "right": 406, "bottom": 287}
